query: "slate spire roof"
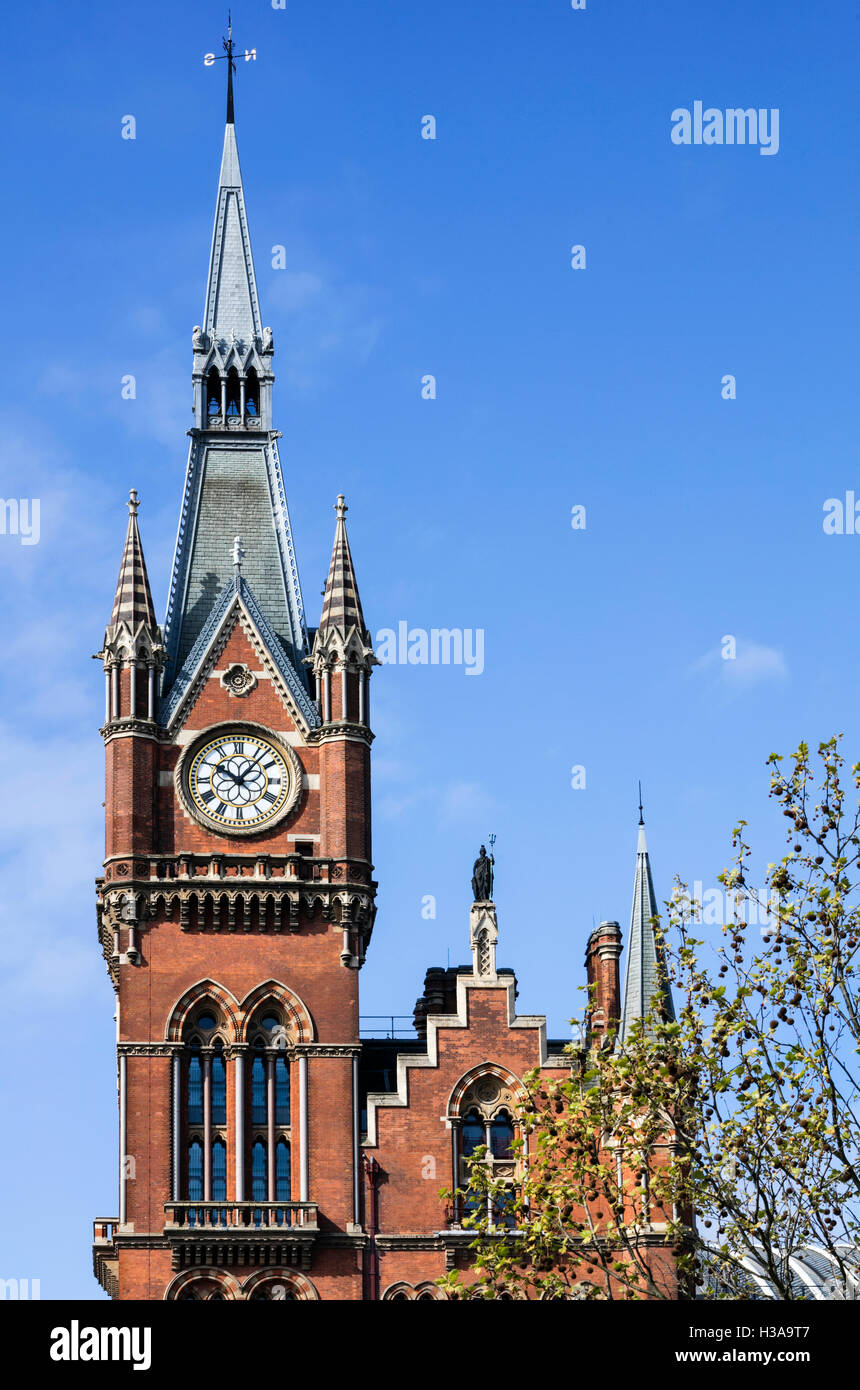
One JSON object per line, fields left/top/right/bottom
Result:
{"left": 618, "top": 809, "right": 676, "bottom": 1044}
{"left": 319, "top": 495, "right": 367, "bottom": 636}
{"left": 161, "top": 92, "right": 309, "bottom": 700}
{"left": 203, "top": 118, "right": 263, "bottom": 345}
{"left": 109, "top": 490, "right": 158, "bottom": 633}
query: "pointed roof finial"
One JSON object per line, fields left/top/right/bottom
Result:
{"left": 224, "top": 12, "right": 236, "bottom": 125}
{"left": 318, "top": 496, "right": 367, "bottom": 634}
{"left": 232, "top": 534, "right": 245, "bottom": 574}
{"left": 108, "top": 490, "right": 158, "bottom": 633}
{"left": 638, "top": 780, "right": 644, "bottom": 826}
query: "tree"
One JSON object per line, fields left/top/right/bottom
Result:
{"left": 441, "top": 739, "right": 860, "bottom": 1300}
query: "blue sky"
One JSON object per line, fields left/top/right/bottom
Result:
{"left": 1, "top": 0, "right": 859, "bottom": 1297}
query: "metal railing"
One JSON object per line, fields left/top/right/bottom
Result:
{"left": 164, "top": 1200, "right": 318, "bottom": 1231}
{"left": 359, "top": 1015, "right": 416, "bottom": 1039}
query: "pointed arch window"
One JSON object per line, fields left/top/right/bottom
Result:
{"left": 225, "top": 367, "right": 241, "bottom": 416}
{"left": 275, "top": 1055, "right": 290, "bottom": 1126}
{"left": 246, "top": 1011, "right": 293, "bottom": 1215}
{"left": 211, "top": 1041, "right": 226, "bottom": 1126}
{"left": 206, "top": 368, "right": 221, "bottom": 416}
{"left": 187, "top": 1044, "right": 203, "bottom": 1126}
{"left": 188, "top": 1139, "right": 203, "bottom": 1202}
{"left": 275, "top": 1138, "right": 291, "bottom": 1202}
{"left": 251, "top": 1139, "right": 267, "bottom": 1203}
{"left": 245, "top": 367, "right": 259, "bottom": 417}
{"left": 212, "top": 1139, "right": 227, "bottom": 1202}
{"left": 452, "top": 1077, "right": 522, "bottom": 1232}
{"left": 181, "top": 1008, "right": 227, "bottom": 1206}
{"left": 251, "top": 1044, "right": 266, "bottom": 1126}
{"left": 490, "top": 1111, "right": 514, "bottom": 1159}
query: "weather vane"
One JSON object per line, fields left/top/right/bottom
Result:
{"left": 203, "top": 13, "right": 257, "bottom": 123}
{"left": 638, "top": 782, "right": 644, "bottom": 826}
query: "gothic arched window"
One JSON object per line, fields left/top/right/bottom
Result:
{"left": 212, "top": 1041, "right": 226, "bottom": 1125}
{"left": 225, "top": 367, "right": 241, "bottom": 416}
{"left": 181, "top": 1006, "right": 227, "bottom": 1206}
{"left": 490, "top": 1111, "right": 514, "bottom": 1159}
{"left": 206, "top": 368, "right": 221, "bottom": 416}
{"left": 275, "top": 1055, "right": 290, "bottom": 1126}
{"left": 212, "top": 1139, "right": 227, "bottom": 1203}
{"left": 245, "top": 367, "right": 259, "bottom": 416}
{"left": 187, "top": 1044, "right": 203, "bottom": 1126}
{"left": 275, "top": 1138, "right": 291, "bottom": 1203}
{"left": 462, "top": 1110, "right": 484, "bottom": 1158}
{"left": 188, "top": 1139, "right": 203, "bottom": 1202}
{"left": 452, "top": 1075, "right": 522, "bottom": 1231}
{"left": 251, "top": 1139, "right": 267, "bottom": 1203}
{"left": 246, "top": 1010, "right": 293, "bottom": 1215}
{"left": 251, "top": 1044, "right": 266, "bottom": 1126}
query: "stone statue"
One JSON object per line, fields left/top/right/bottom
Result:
{"left": 262, "top": 325, "right": 274, "bottom": 353}
{"left": 471, "top": 845, "right": 494, "bottom": 902}
{"left": 192, "top": 325, "right": 207, "bottom": 352}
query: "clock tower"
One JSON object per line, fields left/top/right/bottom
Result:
{"left": 92, "top": 84, "right": 377, "bottom": 1301}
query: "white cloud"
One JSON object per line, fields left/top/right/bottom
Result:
{"left": 692, "top": 639, "right": 788, "bottom": 689}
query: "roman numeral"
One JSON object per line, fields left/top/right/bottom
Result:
{"left": 262, "top": 791, "right": 277, "bottom": 805}
{"left": 234, "top": 741, "right": 245, "bottom": 755}
{"left": 201, "top": 790, "right": 216, "bottom": 805}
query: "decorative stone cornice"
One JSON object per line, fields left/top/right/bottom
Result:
{"left": 309, "top": 720, "right": 374, "bottom": 747}
{"left": 117, "top": 1042, "right": 183, "bottom": 1057}
{"left": 100, "top": 718, "right": 162, "bottom": 744}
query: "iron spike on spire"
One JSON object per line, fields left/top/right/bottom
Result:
{"left": 638, "top": 780, "right": 644, "bottom": 826}
{"left": 224, "top": 12, "right": 236, "bottom": 125}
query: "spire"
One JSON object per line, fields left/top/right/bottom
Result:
{"left": 109, "top": 490, "right": 158, "bottom": 635}
{"left": 96, "top": 492, "right": 164, "bottom": 713}
{"left": 162, "top": 104, "right": 308, "bottom": 696}
{"left": 319, "top": 496, "right": 367, "bottom": 635}
{"left": 618, "top": 806, "right": 676, "bottom": 1045}
{"left": 203, "top": 96, "right": 263, "bottom": 347}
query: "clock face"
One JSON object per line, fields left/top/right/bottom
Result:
{"left": 185, "top": 730, "right": 295, "bottom": 832}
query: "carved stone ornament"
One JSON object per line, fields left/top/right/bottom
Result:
{"left": 220, "top": 663, "right": 258, "bottom": 697}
